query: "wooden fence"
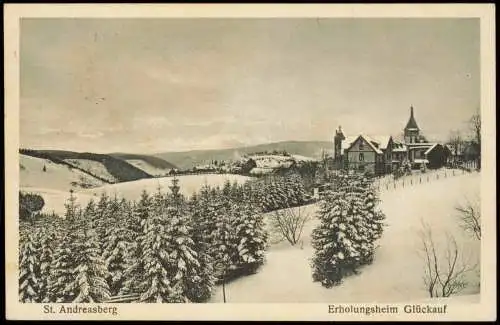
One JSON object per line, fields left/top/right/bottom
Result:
{"left": 373, "top": 167, "right": 478, "bottom": 192}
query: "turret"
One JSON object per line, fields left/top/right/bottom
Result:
{"left": 404, "top": 106, "right": 420, "bottom": 143}
{"left": 334, "top": 126, "right": 345, "bottom": 160}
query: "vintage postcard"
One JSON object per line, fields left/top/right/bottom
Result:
{"left": 4, "top": 3, "right": 496, "bottom": 321}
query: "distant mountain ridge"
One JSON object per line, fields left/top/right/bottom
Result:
{"left": 20, "top": 149, "right": 155, "bottom": 183}
{"left": 153, "top": 140, "right": 333, "bottom": 170}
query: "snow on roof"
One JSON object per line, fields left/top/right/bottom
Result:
{"left": 365, "top": 135, "right": 392, "bottom": 150}
{"left": 341, "top": 135, "right": 359, "bottom": 154}
{"left": 361, "top": 135, "right": 384, "bottom": 154}
{"left": 407, "top": 142, "right": 435, "bottom": 148}
{"left": 346, "top": 134, "right": 384, "bottom": 154}
{"left": 424, "top": 143, "right": 439, "bottom": 155}
{"left": 341, "top": 134, "right": 390, "bottom": 155}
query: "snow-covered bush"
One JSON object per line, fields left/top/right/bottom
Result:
{"left": 311, "top": 173, "right": 385, "bottom": 287}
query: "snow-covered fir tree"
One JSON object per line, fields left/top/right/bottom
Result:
{"left": 70, "top": 224, "right": 111, "bottom": 303}
{"left": 138, "top": 185, "right": 185, "bottom": 302}
{"left": 120, "top": 190, "right": 151, "bottom": 296}
{"left": 47, "top": 192, "right": 81, "bottom": 302}
{"left": 186, "top": 185, "right": 216, "bottom": 302}
{"left": 229, "top": 193, "right": 268, "bottom": 277}
{"left": 34, "top": 219, "right": 59, "bottom": 302}
{"left": 19, "top": 233, "right": 40, "bottom": 302}
{"left": 101, "top": 197, "right": 133, "bottom": 296}
{"left": 311, "top": 172, "right": 385, "bottom": 287}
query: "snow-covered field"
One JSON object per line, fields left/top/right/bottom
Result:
{"left": 64, "top": 159, "right": 117, "bottom": 183}
{"left": 20, "top": 154, "right": 104, "bottom": 191}
{"left": 20, "top": 187, "right": 98, "bottom": 216}
{"left": 125, "top": 159, "right": 171, "bottom": 177}
{"left": 81, "top": 173, "right": 253, "bottom": 202}
{"left": 209, "top": 172, "right": 481, "bottom": 303}
{"left": 21, "top": 172, "right": 253, "bottom": 216}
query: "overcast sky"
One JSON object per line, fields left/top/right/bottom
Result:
{"left": 20, "top": 18, "right": 479, "bottom": 154}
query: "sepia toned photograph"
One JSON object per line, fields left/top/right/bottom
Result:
{"left": 4, "top": 4, "right": 496, "bottom": 321}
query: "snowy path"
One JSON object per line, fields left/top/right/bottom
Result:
{"left": 209, "top": 173, "right": 481, "bottom": 303}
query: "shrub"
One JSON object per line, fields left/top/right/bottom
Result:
{"left": 19, "top": 192, "right": 45, "bottom": 221}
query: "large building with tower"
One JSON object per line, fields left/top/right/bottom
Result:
{"left": 333, "top": 106, "right": 450, "bottom": 175}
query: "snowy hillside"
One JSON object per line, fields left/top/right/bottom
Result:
{"left": 247, "top": 154, "right": 318, "bottom": 176}
{"left": 20, "top": 154, "right": 104, "bottom": 191}
{"left": 209, "top": 172, "right": 481, "bottom": 303}
{"left": 64, "top": 159, "right": 118, "bottom": 183}
{"left": 125, "top": 159, "right": 172, "bottom": 176}
{"left": 20, "top": 187, "right": 98, "bottom": 216}
{"left": 82, "top": 173, "right": 253, "bottom": 202}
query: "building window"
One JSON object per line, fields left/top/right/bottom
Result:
{"left": 359, "top": 153, "right": 364, "bottom": 161}
{"left": 359, "top": 141, "right": 364, "bottom": 150}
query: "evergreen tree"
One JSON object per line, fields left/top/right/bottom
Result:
{"left": 71, "top": 225, "right": 111, "bottom": 303}
{"left": 120, "top": 191, "right": 151, "bottom": 295}
{"left": 47, "top": 193, "right": 81, "bottom": 302}
{"left": 187, "top": 186, "right": 216, "bottom": 302}
{"left": 35, "top": 221, "right": 58, "bottom": 302}
{"left": 47, "top": 222, "right": 78, "bottom": 302}
{"left": 102, "top": 197, "right": 132, "bottom": 296}
{"left": 19, "top": 233, "right": 40, "bottom": 302}
{"left": 138, "top": 186, "right": 184, "bottom": 302}
{"left": 230, "top": 200, "right": 268, "bottom": 277}
{"left": 311, "top": 173, "right": 385, "bottom": 287}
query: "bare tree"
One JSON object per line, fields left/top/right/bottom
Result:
{"left": 270, "top": 206, "right": 310, "bottom": 246}
{"left": 418, "top": 221, "right": 477, "bottom": 298}
{"left": 455, "top": 196, "right": 481, "bottom": 240}
{"left": 469, "top": 112, "right": 481, "bottom": 169}
{"left": 448, "top": 130, "right": 463, "bottom": 165}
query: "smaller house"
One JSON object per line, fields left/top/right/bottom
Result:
{"left": 334, "top": 127, "right": 393, "bottom": 176}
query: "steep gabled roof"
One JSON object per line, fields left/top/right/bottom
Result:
{"left": 366, "top": 135, "right": 392, "bottom": 150}
{"left": 405, "top": 106, "right": 420, "bottom": 130}
{"left": 345, "top": 134, "right": 384, "bottom": 154}
{"left": 340, "top": 135, "right": 359, "bottom": 154}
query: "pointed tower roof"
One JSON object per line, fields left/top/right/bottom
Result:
{"left": 405, "top": 106, "right": 420, "bottom": 130}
